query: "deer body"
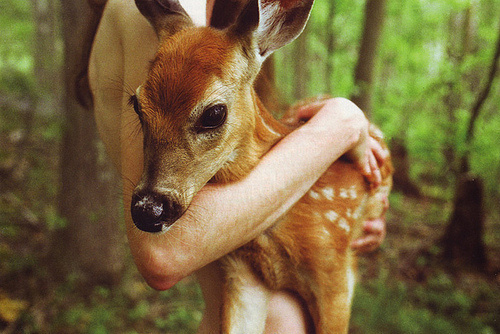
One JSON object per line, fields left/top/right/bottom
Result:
{"left": 91, "top": 0, "right": 392, "bottom": 333}
{"left": 217, "top": 96, "right": 392, "bottom": 333}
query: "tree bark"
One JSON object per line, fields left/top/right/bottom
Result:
{"left": 391, "top": 137, "right": 421, "bottom": 197}
{"left": 31, "top": 0, "right": 60, "bottom": 113}
{"left": 351, "top": 0, "right": 387, "bottom": 116}
{"left": 325, "top": 0, "right": 336, "bottom": 94}
{"left": 441, "top": 174, "right": 487, "bottom": 270}
{"left": 441, "top": 21, "right": 500, "bottom": 271}
{"left": 48, "top": 0, "right": 123, "bottom": 287}
{"left": 293, "top": 25, "right": 309, "bottom": 100}
{"left": 464, "top": 20, "right": 500, "bottom": 147}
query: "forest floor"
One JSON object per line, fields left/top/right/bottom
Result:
{"left": 1, "top": 109, "right": 499, "bottom": 333}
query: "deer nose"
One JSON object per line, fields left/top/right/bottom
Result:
{"left": 131, "top": 192, "right": 183, "bottom": 233}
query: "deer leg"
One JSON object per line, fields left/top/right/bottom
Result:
{"left": 313, "top": 263, "right": 356, "bottom": 334}
{"left": 221, "top": 256, "right": 271, "bottom": 334}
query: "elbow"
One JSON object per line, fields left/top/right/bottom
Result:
{"left": 137, "top": 260, "right": 185, "bottom": 291}
{"left": 143, "top": 274, "right": 181, "bottom": 291}
{"left": 126, "top": 220, "right": 199, "bottom": 291}
{"left": 133, "top": 249, "right": 188, "bottom": 291}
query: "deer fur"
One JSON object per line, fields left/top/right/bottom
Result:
{"left": 119, "top": 0, "right": 393, "bottom": 332}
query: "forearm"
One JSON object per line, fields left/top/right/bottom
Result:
{"left": 127, "top": 98, "right": 365, "bottom": 289}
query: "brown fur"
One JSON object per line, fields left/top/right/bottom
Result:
{"left": 137, "top": 12, "right": 393, "bottom": 334}
{"left": 219, "top": 92, "right": 393, "bottom": 333}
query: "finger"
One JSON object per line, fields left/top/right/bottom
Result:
{"left": 352, "top": 218, "right": 387, "bottom": 253}
{"left": 368, "top": 136, "right": 388, "bottom": 166}
{"left": 357, "top": 151, "right": 372, "bottom": 181}
{"left": 351, "top": 235, "right": 381, "bottom": 253}
{"left": 381, "top": 196, "right": 390, "bottom": 212}
{"left": 363, "top": 219, "right": 384, "bottom": 234}
{"left": 368, "top": 150, "right": 382, "bottom": 187}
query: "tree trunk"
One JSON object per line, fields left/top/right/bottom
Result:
{"left": 442, "top": 8, "right": 477, "bottom": 176}
{"left": 441, "top": 174, "right": 487, "bottom": 270}
{"left": 351, "top": 0, "right": 387, "bottom": 116}
{"left": 293, "top": 25, "right": 309, "bottom": 100}
{"left": 441, "top": 21, "right": 500, "bottom": 271}
{"left": 48, "top": 0, "right": 123, "bottom": 287}
{"left": 32, "top": 0, "right": 60, "bottom": 114}
{"left": 391, "top": 137, "right": 420, "bottom": 197}
{"left": 325, "top": 0, "right": 336, "bottom": 94}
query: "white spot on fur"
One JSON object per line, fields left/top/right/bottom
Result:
{"left": 339, "top": 186, "right": 358, "bottom": 200}
{"left": 309, "top": 189, "right": 321, "bottom": 200}
{"left": 338, "top": 218, "right": 350, "bottom": 233}
{"left": 321, "top": 187, "right": 334, "bottom": 200}
{"left": 325, "top": 210, "right": 339, "bottom": 223}
{"left": 349, "top": 186, "right": 358, "bottom": 199}
{"left": 353, "top": 196, "right": 368, "bottom": 220}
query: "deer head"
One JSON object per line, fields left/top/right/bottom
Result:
{"left": 130, "top": 0, "right": 314, "bottom": 233}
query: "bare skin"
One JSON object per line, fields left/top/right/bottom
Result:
{"left": 89, "top": 1, "right": 389, "bottom": 333}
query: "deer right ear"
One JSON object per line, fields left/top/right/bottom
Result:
{"left": 135, "top": 0, "right": 193, "bottom": 38}
{"left": 230, "top": 0, "right": 315, "bottom": 61}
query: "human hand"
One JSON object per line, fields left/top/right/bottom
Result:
{"left": 283, "top": 97, "right": 388, "bottom": 187}
{"left": 283, "top": 97, "right": 391, "bottom": 253}
{"left": 350, "top": 194, "right": 389, "bottom": 253}
{"left": 351, "top": 218, "right": 386, "bottom": 253}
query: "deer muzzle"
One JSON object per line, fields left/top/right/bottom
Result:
{"left": 131, "top": 190, "right": 184, "bottom": 233}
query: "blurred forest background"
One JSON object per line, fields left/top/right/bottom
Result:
{"left": 1, "top": 0, "right": 499, "bottom": 333}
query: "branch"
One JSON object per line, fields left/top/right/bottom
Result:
{"left": 465, "top": 20, "right": 500, "bottom": 144}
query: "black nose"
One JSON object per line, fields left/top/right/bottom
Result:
{"left": 131, "top": 192, "right": 183, "bottom": 233}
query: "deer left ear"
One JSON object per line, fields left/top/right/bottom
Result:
{"left": 230, "top": 0, "right": 314, "bottom": 60}
{"left": 135, "top": 0, "right": 193, "bottom": 38}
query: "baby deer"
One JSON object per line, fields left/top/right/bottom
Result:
{"left": 130, "top": 0, "right": 393, "bottom": 332}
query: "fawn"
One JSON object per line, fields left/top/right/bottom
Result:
{"left": 127, "top": 0, "right": 393, "bottom": 332}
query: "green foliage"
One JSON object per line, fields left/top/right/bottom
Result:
{"left": 0, "top": 0, "right": 34, "bottom": 94}
{"left": 1, "top": 0, "right": 499, "bottom": 333}
{"left": 351, "top": 269, "right": 498, "bottom": 334}
{"left": 276, "top": 0, "right": 500, "bottom": 207}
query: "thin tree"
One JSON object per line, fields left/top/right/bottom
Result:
{"left": 32, "top": 0, "right": 60, "bottom": 112}
{"left": 293, "top": 25, "right": 310, "bottom": 100}
{"left": 48, "top": 0, "right": 123, "bottom": 286}
{"left": 441, "top": 20, "right": 500, "bottom": 271}
{"left": 325, "top": 0, "right": 336, "bottom": 94}
{"left": 351, "top": 0, "right": 387, "bottom": 116}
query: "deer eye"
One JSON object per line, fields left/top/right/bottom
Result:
{"left": 197, "top": 104, "right": 227, "bottom": 132}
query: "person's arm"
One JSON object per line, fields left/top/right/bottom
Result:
{"left": 126, "top": 98, "right": 375, "bottom": 290}
{"left": 286, "top": 99, "right": 390, "bottom": 253}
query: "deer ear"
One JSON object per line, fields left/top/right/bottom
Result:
{"left": 209, "top": 0, "right": 247, "bottom": 29}
{"left": 135, "top": 0, "right": 193, "bottom": 38}
{"left": 231, "top": 0, "right": 314, "bottom": 60}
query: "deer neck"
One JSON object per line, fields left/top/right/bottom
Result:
{"left": 212, "top": 88, "right": 290, "bottom": 183}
